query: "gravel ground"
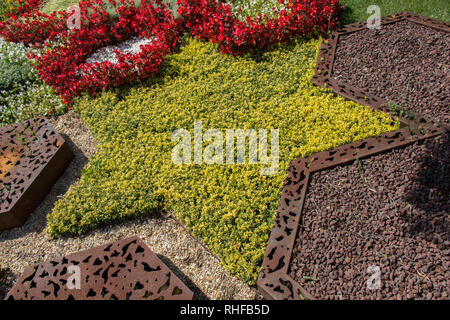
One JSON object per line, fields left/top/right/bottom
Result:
{"left": 289, "top": 133, "right": 449, "bottom": 300}
{"left": 0, "top": 111, "right": 257, "bottom": 300}
{"left": 332, "top": 20, "right": 450, "bottom": 125}
{"left": 85, "top": 37, "right": 155, "bottom": 65}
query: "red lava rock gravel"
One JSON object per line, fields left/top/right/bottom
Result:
{"left": 289, "top": 133, "right": 449, "bottom": 300}
{"left": 332, "top": 20, "right": 450, "bottom": 125}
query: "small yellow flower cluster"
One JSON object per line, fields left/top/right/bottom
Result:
{"left": 47, "top": 37, "right": 398, "bottom": 284}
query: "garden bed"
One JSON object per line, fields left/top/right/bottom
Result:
{"left": 257, "top": 125, "right": 445, "bottom": 300}
{"left": 332, "top": 19, "right": 449, "bottom": 126}
{"left": 0, "top": 111, "right": 257, "bottom": 300}
{"left": 45, "top": 37, "right": 398, "bottom": 284}
{"left": 29, "top": 0, "right": 179, "bottom": 103}
{"left": 289, "top": 133, "right": 449, "bottom": 299}
{"left": 313, "top": 12, "right": 450, "bottom": 128}
{"left": 258, "top": 12, "right": 449, "bottom": 300}
{"left": 0, "top": 39, "right": 66, "bottom": 126}
{"left": 1, "top": 1, "right": 448, "bottom": 299}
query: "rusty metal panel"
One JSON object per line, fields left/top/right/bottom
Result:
{"left": 0, "top": 117, "right": 73, "bottom": 229}
{"left": 6, "top": 236, "right": 194, "bottom": 300}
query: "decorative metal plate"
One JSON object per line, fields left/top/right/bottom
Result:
{"left": 0, "top": 118, "right": 73, "bottom": 229}
{"left": 6, "top": 236, "right": 195, "bottom": 300}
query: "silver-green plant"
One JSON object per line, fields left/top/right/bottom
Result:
{"left": 0, "top": 39, "right": 66, "bottom": 126}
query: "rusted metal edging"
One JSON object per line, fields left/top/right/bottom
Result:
{"left": 6, "top": 236, "right": 195, "bottom": 300}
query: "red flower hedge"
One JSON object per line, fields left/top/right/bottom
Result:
{"left": 0, "top": 1, "right": 68, "bottom": 45}
{"left": 29, "top": 0, "right": 180, "bottom": 103}
{"left": 1, "top": 0, "right": 342, "bottom": 104}
{"left": 177, "top": 0, "right": 342, "bottom": 55}
{"left": 4, "top": 0, "right": 41, "bottom": 17}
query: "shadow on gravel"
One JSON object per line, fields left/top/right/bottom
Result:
{"left": 402, "top": 132, "right": 449, "bottom": 248}
{"left": 156, "top": 254, "right": 209, "bottom": 300}
{"left": 0, "top": 133, "right": 89, "bottom": 241}
{"left": 0, "top": 268, "right": 15, "bottom": 300}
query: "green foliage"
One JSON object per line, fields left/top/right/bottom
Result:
{"left": 0, "top": 0, "right": 20, "bottom": 21}
{"left": 0, "top": 40, "right": 36, "bottom": 90}
{"left": 0, "top": 39, "right": 66, "bottom": 126}
{"left": 387, "top": 102, "right": 416, "bottom": 120}
{"left": 47, "top": 37, "right": 398, "bottom": 284}
{"left": 0, "top": 1, "right": 10, "bottom": 21}
{"left": 340, "top": 0, "right": 450, "bottom": 24}
{"left": 227, "top": 0, "right": 287, "bottom": 20}
{"left": 40, "top": 0, "right": 79, "bottom": 13}
{"left": 41, "top": 0, "right": 180, "bottom": 18}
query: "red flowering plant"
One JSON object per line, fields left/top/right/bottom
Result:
{"left": 2, "top": 0, "right": 340, "bottom": 104}
{"left": 177, "top": 0, "right": 342, "bottom": 55}
{"left": 0, "top": 0, "right": 69, "bottom": 45}
{"left": 7, "top": 0, "right": 42, "bottom": 16}
{"left": 1, "top": 0, "right": 41, "bottom": 19}
{"left": 28, "top": 0, "right": 180, "bottom": 104}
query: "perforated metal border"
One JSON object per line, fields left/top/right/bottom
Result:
{"left": 6, "top": 236, "right": 195, "bottom": 300}
{"left": 0, "top": 118, "right": 73, "bottom": 229}
{"left": 257, "top": 12, "right": 449, "bottom": 300}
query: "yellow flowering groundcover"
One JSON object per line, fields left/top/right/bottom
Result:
{"left": 47, "top": 37, "right": 398, "bottom": 284}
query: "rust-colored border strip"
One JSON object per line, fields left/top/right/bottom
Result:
{"left": 257, "top": 12, "right": 449, "bottom": 300}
